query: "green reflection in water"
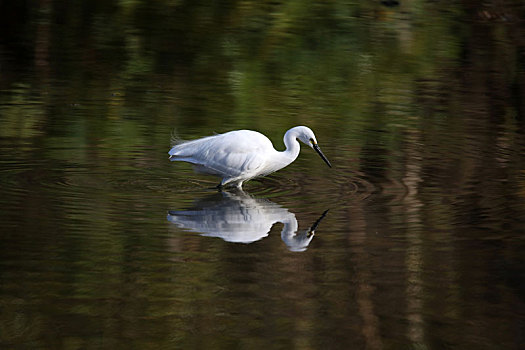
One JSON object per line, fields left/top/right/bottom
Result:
{"left": 1, "top": 0, "right": 525, "bottom": 349}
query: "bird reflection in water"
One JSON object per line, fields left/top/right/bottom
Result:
{"left": 167, "top": 191, "right": 328, "bottom": 252}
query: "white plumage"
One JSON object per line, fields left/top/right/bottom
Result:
{"left": 168, "top": 126, "right": 332, "bottom": 189}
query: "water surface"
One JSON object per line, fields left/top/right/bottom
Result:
{"left": 1, "top": 1, "right": 525, "bottom": 349}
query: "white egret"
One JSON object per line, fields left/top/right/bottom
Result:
{"left": 168, "top": 126, "right": 332, "bottom": 189}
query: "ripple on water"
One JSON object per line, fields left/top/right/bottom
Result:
{"left": 0, "top": 142, "right": 379, "bottom": 222}
{"left": 240, "top": 168, "right": 377, "bottom": 213}
{"left": 0, "top": 159, "right": 72, "bottom": 198}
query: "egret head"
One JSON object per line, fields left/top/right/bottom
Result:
{"left": 294, "top": 126, "right": 317, "bottom": 146}
{"left": 293, "top": 126, "right": 332, "bottom": 168}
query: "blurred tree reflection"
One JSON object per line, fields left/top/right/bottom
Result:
{"left": 1, "top": 0, "right": 525, "bottom": 348}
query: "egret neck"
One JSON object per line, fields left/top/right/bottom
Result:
{"left": 277, "top": 127, "right": 302, "bottom": 167}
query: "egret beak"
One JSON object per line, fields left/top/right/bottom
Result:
{"left": 313, "top": 143, "right": 332, "bottom": 168}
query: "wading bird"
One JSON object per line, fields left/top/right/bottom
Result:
{"left": 168, "top": 126, "right": 332, "bottom": 189}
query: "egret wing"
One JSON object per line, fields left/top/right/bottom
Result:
{"left": 168, "top": 130, "right": 271, "bottom": 177}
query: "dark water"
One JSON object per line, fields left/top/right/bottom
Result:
{"left": 1, "top": 1, "right": 525, "bottom": 349}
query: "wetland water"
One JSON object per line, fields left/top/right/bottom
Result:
{"left": 1, "top": 1, "right": 525, "bottom": 349}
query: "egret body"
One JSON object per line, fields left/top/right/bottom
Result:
{"left": 168, "top": 126, "right": 332, "bottom": 189}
